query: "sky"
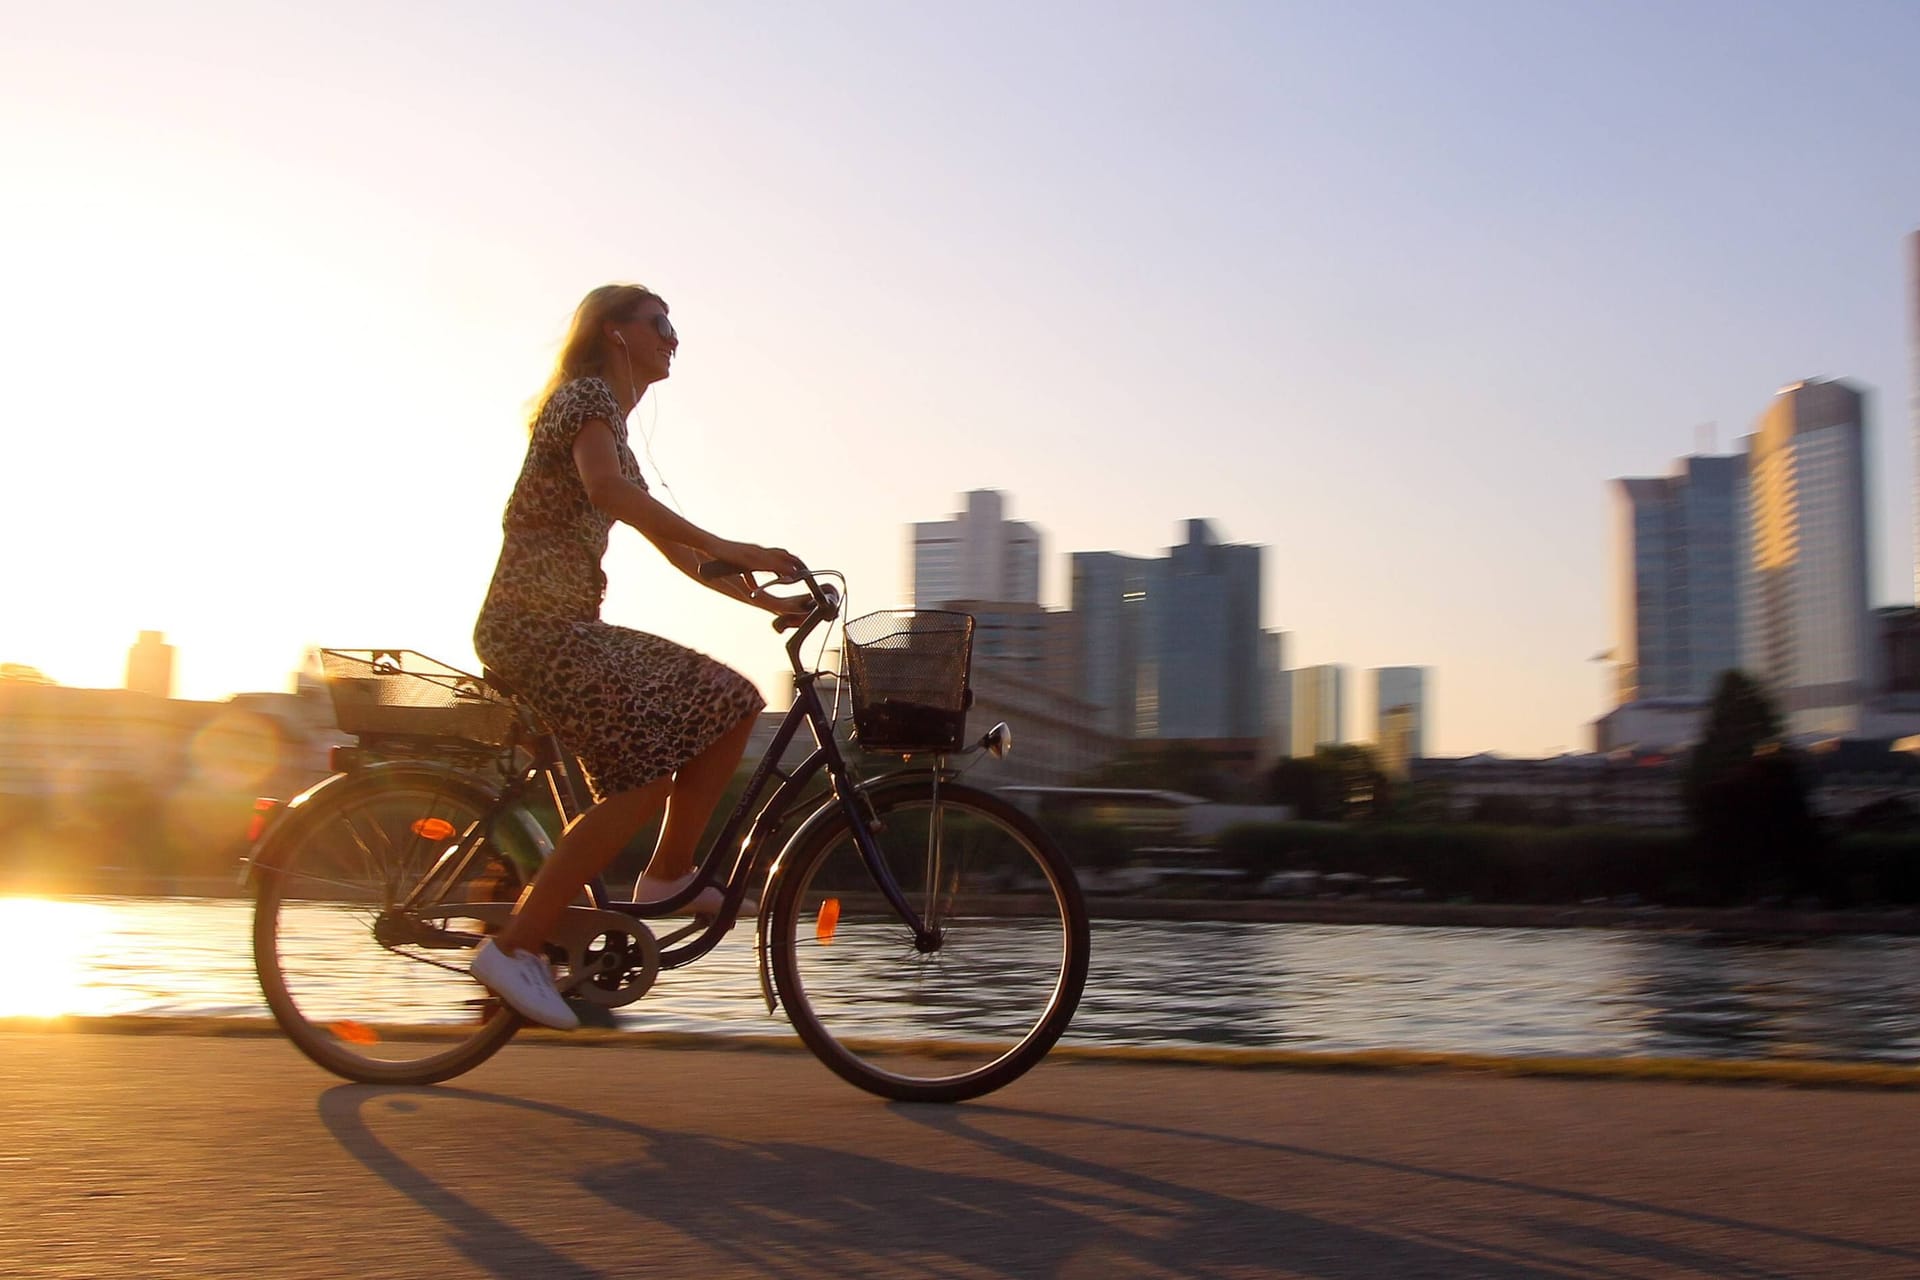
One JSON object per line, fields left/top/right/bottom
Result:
{"left": 3, "top": 0, "right": 1918, "bottom": 757}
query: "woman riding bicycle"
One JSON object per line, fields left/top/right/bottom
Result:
{"left": 469, "top": 282, "right": 807, "bottom": 1030}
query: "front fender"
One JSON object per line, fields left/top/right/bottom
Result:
{"left": 239, "top": 760, "right": 552, "bottom": 886}
{"left": 754, "top": 766, "right": 958, "bottom": 1014}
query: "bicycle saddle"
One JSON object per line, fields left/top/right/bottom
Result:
{"left": 481, "top": 667, "right": 522, "bottom": 701}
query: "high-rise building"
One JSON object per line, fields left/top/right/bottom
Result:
{"left": 1911, "top": 231, "right": 1920, "bottom": 608}
{"left": 1289, "top": 664, "right": 1345, "bottom": 756}
{"left": 125, "top": 631, "right": 174, "bottom": 699}
{"left": 911, "top": 490, "right": 1041, "bottom": 607}
{"left": 1748, "top": 378, "right": 1874, "bottom": 736}
{"left": 1071, "top": 520, "right": 1264, "bottom": 742}
{"left": 1260, "top": 631, "right": 1290, "bottom": 761}
{"left": 944, "top": 599, "right": 1074, "bottom": 692}
{"left": 1069, "top": 550, "right": 1160, "bottom": 739}
{"left": 1371, "top": 666, "right": 1428, "bottom": 777}
{"left": 910, "top": 494, "right": 1099, "bottom": 769}
{"left": 1154, "top": 520, "right": 1263, "bottom": 739}
{"left": 1610, "top": 454, "right": 1747, "bottom": 703}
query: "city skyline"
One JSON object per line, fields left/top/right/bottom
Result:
{"left": 3, "top": 4, "right": 1917, "bottom": 758}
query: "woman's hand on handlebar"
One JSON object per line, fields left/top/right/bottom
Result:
{"left": 716, "top": 541, "right": 806, "bottom": 582}
{"left": 747, "top": 585, "right": 812, "bottom": 616}
{"left": 760, "top": 591, "right": 815, "bottom": 628}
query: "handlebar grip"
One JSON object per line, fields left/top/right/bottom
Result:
{"left": 697, "top": 559, "right": 748, "bottom": 581}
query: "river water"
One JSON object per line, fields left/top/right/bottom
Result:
{"left": 8, "top": 895, "right": 1920, "bottom": 1063}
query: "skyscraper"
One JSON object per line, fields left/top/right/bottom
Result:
{"left": 1154, "top": 519, "right": 1263, "bottom": 739}
{"left": 126, "top": 631, "right": 174, "bottom": 699}
{"left": 1261, "top": 631, "right": 1290, "bottom": 761}
{"left": 1070, "top": 520, "right": 1265, "bottom": 742}
{"left": 1371, "top": 666, "right": 1428, "bottom": 776}
{"left": 1748, "top": 378, "right": 1874, "bottom": 736}
{"left": 1610, "top": 454, "right": 1747, "bottom": 703}
{"left": 911, "top": 490, "right": 1041, "bottom": 607}
{"left": 1911, "top": 231, "right": 1920, "bottom": 608}
{"left": 1070, "top": 550, "right": 1160, "bottom": 739}
{"left": 1289, "top": 664, "right": 1345, "bottom": 756}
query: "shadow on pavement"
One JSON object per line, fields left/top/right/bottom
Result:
{"left": 893, "top": 1102, "right": 1920, "bottom": 1277}
{"left": 311, "top": 1078, "right": 1887, "bottom": 1279}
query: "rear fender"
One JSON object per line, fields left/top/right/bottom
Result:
{"left": 238, "top": 760, "right": 551, "bottom": 886}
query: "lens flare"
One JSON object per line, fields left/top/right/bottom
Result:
{"left": 0, "top": 897, "right": 115, "bottom": 1017}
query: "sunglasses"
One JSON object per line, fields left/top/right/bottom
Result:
{"left": 635, "top": 313, "right": 677, "bottom": 343}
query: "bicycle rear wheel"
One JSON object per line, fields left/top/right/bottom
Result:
{"left": 252, "top": 764, "right": 528, "bottom": 1084}
{"left": 770, "top": 778, "right": 1090, "bottom": 1103}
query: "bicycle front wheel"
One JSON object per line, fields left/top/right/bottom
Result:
{"left": 253, "top": 764, "right": 528, "bottom": 1085}
{"left": 770, "top": 778, "right": 1090, "bottom": 1103}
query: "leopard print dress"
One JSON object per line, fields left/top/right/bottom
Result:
{"left": 474, "top": 376, "right": 764, "bottom": 801}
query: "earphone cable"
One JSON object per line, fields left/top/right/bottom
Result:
{"left": 621, "top": 342, "right": 684, "bottom": 514}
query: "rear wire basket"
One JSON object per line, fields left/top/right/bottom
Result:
{"left": 841, "top": 610, "right": 974, "bottom": 753}
{"left": 318, "top": 649, "right": 517, "bottom": 747}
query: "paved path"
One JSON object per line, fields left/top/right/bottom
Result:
{"left": 4, "top": 1029, "right": 1919, "bottom": 1279}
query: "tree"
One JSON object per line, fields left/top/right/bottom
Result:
{"left": 1264, "top": 745, "right": 1389, "bottom": 821}
{"left": 1683, "top": 670, "right": 1782, "bottom": 820}
{"left": 1683, "top": 670, "right": 1817, "bottom": 902}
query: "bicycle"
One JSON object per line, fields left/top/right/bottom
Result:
{"left": 247, "top": 564, "right": 1091, "bottom": 1103}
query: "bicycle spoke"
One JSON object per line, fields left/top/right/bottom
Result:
{"left": 774, "top": 781, "right": 1089, "bottom": 1102}
{"left": 255, "top": 770, "right": 525, "bottom": 1084}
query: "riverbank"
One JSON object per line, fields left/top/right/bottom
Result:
{"left": 13, "top": 1013, "right": 1920, "bottom": 1088}
{"left": 8, "top": 874, "right": 1920, "bottom": 934}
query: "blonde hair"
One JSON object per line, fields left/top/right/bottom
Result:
{"left": 531, "top": 283, "right": 664, "bottom": 428}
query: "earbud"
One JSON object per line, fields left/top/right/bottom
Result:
{"left": 612, "top": 332, "right": 627, "bottom": 347}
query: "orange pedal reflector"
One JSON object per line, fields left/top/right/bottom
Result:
{"left": 412, "top": 817, "right": 456, "bottom": 841}
{"left": 816, "top": 897, "right": 841, "bottom": 944}
{"left": 330, "top": 1020, "right": 380, "bottom": 1045}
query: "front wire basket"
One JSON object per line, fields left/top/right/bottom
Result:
{"left": 841, "top": 610, "right": 973, "bottom": 753}
{"left": 318, "top": 649, "right": 517, "bottom": 747}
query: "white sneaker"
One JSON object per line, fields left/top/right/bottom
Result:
{"left": 637, "top": 870, "right": 757, "bottom": 918}
{"left": 470, "top": 938, "right": 579, "bottom": 1030}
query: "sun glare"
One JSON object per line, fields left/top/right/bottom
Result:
{"left": 1, "top": 898, "right": 115, "bottom": 1018}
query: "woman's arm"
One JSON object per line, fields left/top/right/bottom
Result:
{"left": 571, "top": 417, "right": 805, "bottom": 589}
{"left": 654, "top": 538, "right": 812, "bottom": 617}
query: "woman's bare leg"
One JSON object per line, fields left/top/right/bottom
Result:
{"left": 494, "top": 776, "right": 672, "bottom": 956}
{"left": 640, "top": 712, "right": 758, "bottom": 885}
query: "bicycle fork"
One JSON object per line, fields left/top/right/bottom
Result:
{"left": 753, "top": 770, "right": 949, "bottom": 1015}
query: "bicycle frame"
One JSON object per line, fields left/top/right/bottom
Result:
{"left": 245, "top": 567, "right": 961, "bottom": 1013}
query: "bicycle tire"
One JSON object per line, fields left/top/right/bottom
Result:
{"left": 252, "top": 763, "right": 527, "bottom": 1084}
{"left": 769, "top": 778, "right": 1090, "bottom": 1103}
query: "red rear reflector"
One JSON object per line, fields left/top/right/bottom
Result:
{"left": 246, "top": 797, "right": 280, "bottom": 843}
{"left": 817, "top": 897, "right": 841, "bottom": 944}
{"left": 412, "top": 817, "right": 456, "bottom": 842}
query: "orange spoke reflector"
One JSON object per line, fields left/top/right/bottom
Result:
{"left": 330, "top": 1020, "right": 380, "bottom": 1045}
{"left": 412, "top": 817, "right": 456, "bottom": 841}
{"left": 816, "top": 897, "right": 841, "bottom": 944}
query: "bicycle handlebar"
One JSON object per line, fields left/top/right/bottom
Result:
{"left": 696, "top": 558, "right": 842, "bottom": 667}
